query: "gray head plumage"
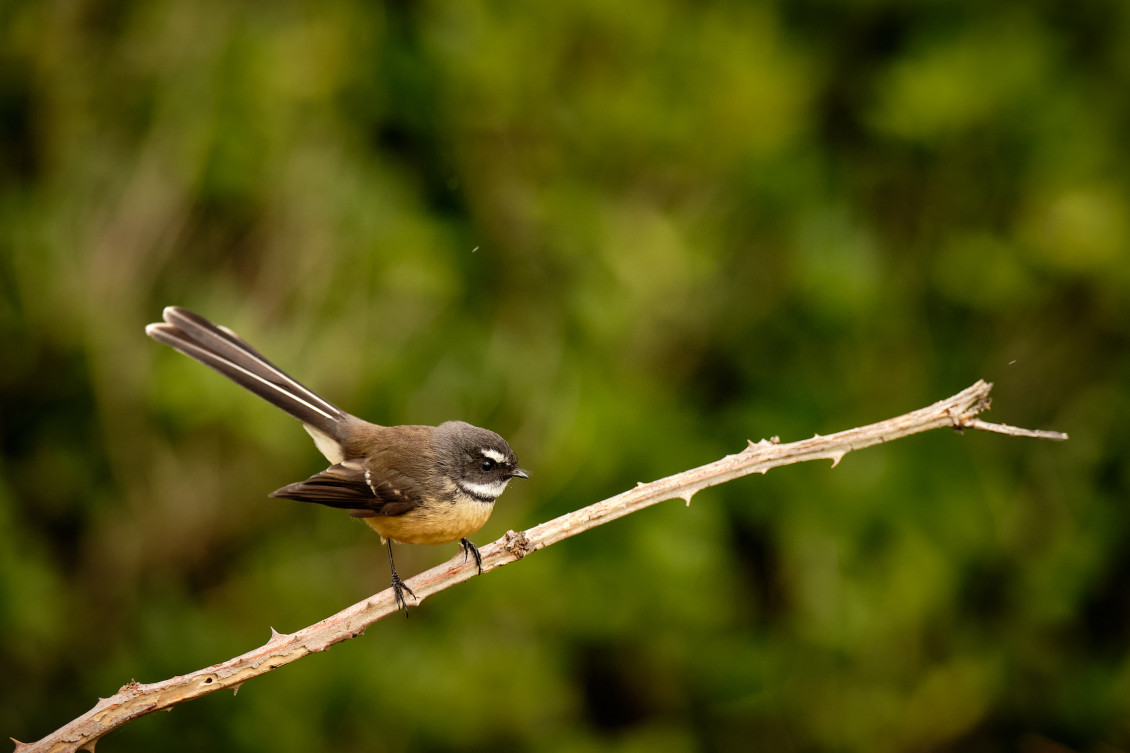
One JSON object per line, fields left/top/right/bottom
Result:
{"left": 432, "top": 420, "right": 528, "bottom": 502}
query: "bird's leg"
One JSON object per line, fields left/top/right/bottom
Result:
{"left": 460, "top": 538, "right": 483, "bottom": 575}
{"left": 386, "top": 539, "right": 416, "bottom": 615}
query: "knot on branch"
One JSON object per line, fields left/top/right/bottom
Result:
{"left": 504, "top": 530, "right": 533, "bottom": 559}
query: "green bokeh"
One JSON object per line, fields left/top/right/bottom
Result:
{"left": 2, "top": 1, "right": 1128, "bottom": 750}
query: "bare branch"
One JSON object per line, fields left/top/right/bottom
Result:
{"left": 15, "top": 379, "right": 1064, "bottom": 753}
{"left": 963, "top": 418, "right": 1068, "bottom": 441}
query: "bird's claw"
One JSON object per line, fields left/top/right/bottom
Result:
{"left": 390, "top": 572, "right": 417, "bottom": 615}
{"left": 460, "top": 538, "right": 483, "bottom": 575}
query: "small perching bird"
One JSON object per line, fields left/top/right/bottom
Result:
{"left": 146, "top": 307, "right": 527, "bottom": 612}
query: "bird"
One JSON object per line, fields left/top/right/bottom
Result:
{"left": 146, "top": 306, "right": 527, "bottom": 612}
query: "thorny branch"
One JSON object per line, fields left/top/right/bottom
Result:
{"left": 15, "top": 380, "right": 1066, "bottom": 753}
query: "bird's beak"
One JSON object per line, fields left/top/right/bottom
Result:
{"left": 512, "top": 467, "right": 530, "bottom": 480}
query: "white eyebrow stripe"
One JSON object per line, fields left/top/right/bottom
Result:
{"left": 480, "top": 448, "right": 507, "bottom": 463}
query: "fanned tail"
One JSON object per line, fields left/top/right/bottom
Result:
{"left": 146, "top": 306, "right": 348, "bottom": 443}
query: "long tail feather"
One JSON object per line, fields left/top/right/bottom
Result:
{"left": 146, "top": 307, "right": 348, "bottom": 440}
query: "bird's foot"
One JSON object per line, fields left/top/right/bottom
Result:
{"left": 460, "top": 538, "right": 483, "bottom": 575}
{"left": 390, "top": 571, "right": 417, "bottom": 615}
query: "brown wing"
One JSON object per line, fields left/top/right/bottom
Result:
{"left": 268, "top": 462, "right": 422, "bottom": 517}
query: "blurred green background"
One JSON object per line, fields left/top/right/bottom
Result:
{"left": 2, "top": 0, "right": 1129, "bottom": 750}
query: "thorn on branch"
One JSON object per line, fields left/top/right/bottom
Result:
{"left": 267, "top": 627, "right": 291, "bottom": 645}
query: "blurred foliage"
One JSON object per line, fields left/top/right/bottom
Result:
{"left": 2, "top": 0, "right": 1129, "bottom": 750}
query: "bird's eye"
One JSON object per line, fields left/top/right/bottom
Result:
{"left": 480, "top": 459, "right": 496, "bottom": 472}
